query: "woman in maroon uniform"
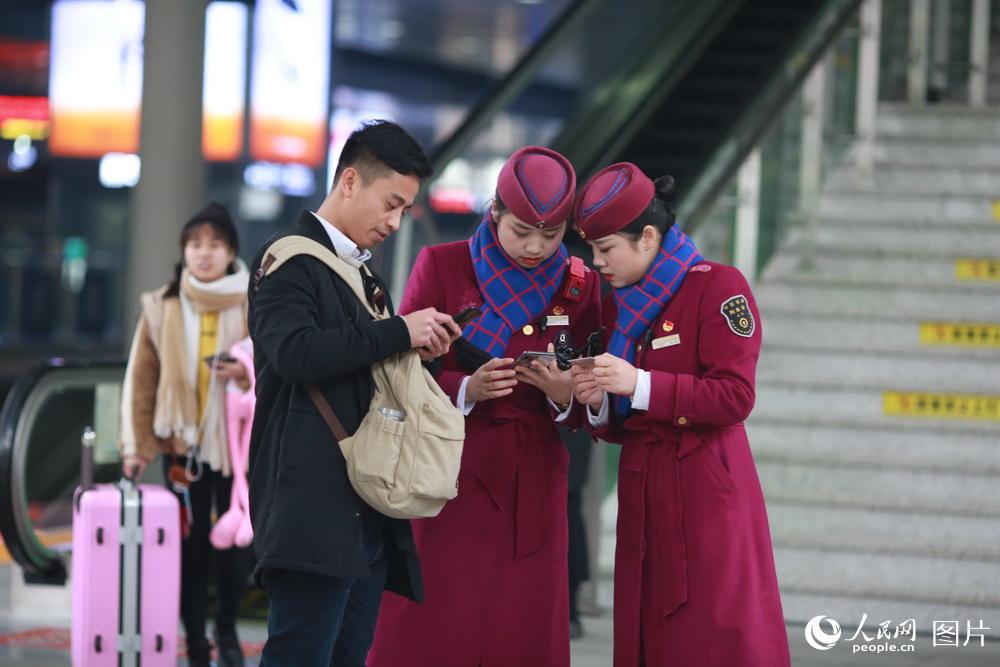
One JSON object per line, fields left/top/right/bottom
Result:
{"left": 368, "top": 147, "right": 601, "bottom": 667}
{"left": 570, "top": 163, "right": 790, "bottom": 667}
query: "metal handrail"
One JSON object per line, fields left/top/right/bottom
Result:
{"left": 554, "top": 0, "right": 745, "bottom": 181}
{"left": 676, "top": 0, "right": 864, "bottom": 233}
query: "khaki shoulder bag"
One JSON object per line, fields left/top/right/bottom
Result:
{"left": 260, "top": 235, "right": 465, "bottom": 519}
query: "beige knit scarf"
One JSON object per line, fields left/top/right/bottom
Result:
{"left": 152, "top": 264, "right": 248, "bottom": 475}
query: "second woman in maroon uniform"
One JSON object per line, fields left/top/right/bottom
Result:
{"left": 369, "top": 147, "right": 601, "bottom": 667}
{"left": 571, "top": 163, "right": 790, "bottom": 667}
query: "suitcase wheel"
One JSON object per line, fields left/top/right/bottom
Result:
{"left": 95, "top": 635, "right": 103, "bottom": 653}
{"left": 157, "top": 527, "right": 165, "bottom": 545}
{"left": 96, "top": 528, "right": 104, "bottom": 545}
{"left": 155, "top": 634, "right": 164, "bottom": 653}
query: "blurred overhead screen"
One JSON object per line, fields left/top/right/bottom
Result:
{"left": 47, "top": 1, "right": 248, "bottom": 161}
{"left": 249, "top": 0, "right": 332, "bottom": 167}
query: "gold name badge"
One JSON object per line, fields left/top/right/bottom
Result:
{"left": 651, "top": 333, "right": 681, "bottom": 350}
{"left": 545, "top": 315, "right": 570, "bottom": 327}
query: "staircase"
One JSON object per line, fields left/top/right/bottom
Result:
{"left": 751, "top": 104, "right": 1000, "bottom": 633}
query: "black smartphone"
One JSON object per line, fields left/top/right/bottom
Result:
{"left": 453, "top": 306, "right": 482, "bottom": 328}
{"left": 204, "top": 352, "right": 237, "bottom": 365}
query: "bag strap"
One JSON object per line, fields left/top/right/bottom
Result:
{"left": 258, "top": 235, "right": 386, "bottom": 320}
{"left": 306, "top": 384, "right": 349, "bottom": 442}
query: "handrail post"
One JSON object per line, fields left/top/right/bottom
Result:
{"left": 930, "top": 0, "right": 952, "bottom": 96}
{"left": 799, "top": 55, "right": 829, "bottom": 219}
{"left": 969, "top": 0, "right": 991, "bottom": 108}
{"left": 907, "top": 0, "right": 930, "bottom": 105}
{"left": 855, "top": 0, "right": 882, "bottom": 174}
{"left": 734, "top": 148, "right": 761, "bottom": 282}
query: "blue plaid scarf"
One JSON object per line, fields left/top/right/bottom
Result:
{"left": 608, "top": 225, "right": 703, "bottom": 417}
{"left": 463, "top": 217, "right": 568, "bottom": 357}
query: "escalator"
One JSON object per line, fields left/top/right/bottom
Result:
{"left": 570, "top": 0, "right": 861, "bottom": 227}
{"left": 0, "top": 360, "right": 126, "bottom": 585}
{"left": 0, "top": 0, "right": 861, "bottom": 593}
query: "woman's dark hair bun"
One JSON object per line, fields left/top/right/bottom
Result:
{"left": 653, "top": 175, "right": 676, "bottom": 202}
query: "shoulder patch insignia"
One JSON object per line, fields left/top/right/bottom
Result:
{"left": 720, "top": 294, "right": 754, "bottom": 337}
{"left": 689, "top": 264, "right": 712, "bottom": 273}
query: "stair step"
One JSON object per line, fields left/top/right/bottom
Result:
{"left": 874, "top": 138, "right": 1000, "bottom": 168}
{"left": 757, "top": 348, "right": 1000, "bottom": 393}
{"left": 827, "top": 163, "right": 1000, "bottom": 196}
{"left": 785, "top": 221, "right": 1000, "bottom": 256}
{"left": 781, "top": 590, "right": 1000, "bottom": 638}
{"left": 769, "top": 504, "right": 1000, "bottom": 561}
{"left": 877, "top": 104, "right": 1000, "bottom": 140}
{"left": 746, "top": 421, "right": 1000, "bottom": 474}
{"left": 758, "top": 462, "right": 1000, "bottom": 518}
{"left": 763, "top": 251, "right": 998, "bottom": 288}
{"left": 775, "top": 548, "right": 1000, "bottom": 608}
{"left": 818, "top": 190, "right": 998, "bottom": 225}
{"left": 756, "top": 280, "right": 1000, "bottom": 320}
{"left": 753, "top": 383, "right": 1000, "bottom": 432}
{"left": 759, "top": 312, "right": 999, "bottom": 356}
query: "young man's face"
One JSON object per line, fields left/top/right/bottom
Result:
{"left": 342, "top": 167, "right": 420, "bottom": 250}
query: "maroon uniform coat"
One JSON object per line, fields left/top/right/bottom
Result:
{"left": 368, "top": 240, "right": 601, "bottom": 667}
{"left": 595, "top": 261, "right": 789, "bottom": 667}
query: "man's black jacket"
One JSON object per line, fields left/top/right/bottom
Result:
{"left": 247, "top": 211, "right": 422, "bottom": 602}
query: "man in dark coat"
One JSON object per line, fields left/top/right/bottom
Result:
{"left": 248, "top": 120, "right": 459, "bottom": 667}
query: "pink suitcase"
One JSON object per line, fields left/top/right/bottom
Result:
{"left": 71, "top": 434, "right": 181, "bottom": 666}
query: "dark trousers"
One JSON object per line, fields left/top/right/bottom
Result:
{"left": 165, "top": 459, "right": 252, "bottom": 642}
{"left": 260, "top": 522, "right": 390, "bottom": 667}
{"left": 567, "top": 487, "right": 590, "bottom": 622}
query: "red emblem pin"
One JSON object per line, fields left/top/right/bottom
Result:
{"left": 662, "top": 320, "right": 674, "bottom": 333}
{"left": 552, "top": 306, "right": 565, "bottom": 315}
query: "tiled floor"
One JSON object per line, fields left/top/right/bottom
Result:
{"left": 2, "top": 569, "right": 998, "bottom": 666}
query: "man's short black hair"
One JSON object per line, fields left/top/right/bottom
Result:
{"left": 333, "top": 119, "right": 433, "bottom": 187}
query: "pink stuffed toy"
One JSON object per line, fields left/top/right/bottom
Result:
{"left": 210, "top": 337, "right": 255, "bottom": 550}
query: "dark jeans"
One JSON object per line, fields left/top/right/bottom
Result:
{"left": 260, "top": 522, "right": 390, "bottom": 667}
{"left": 164, "top": 458, "right": 252, "bottom": 643}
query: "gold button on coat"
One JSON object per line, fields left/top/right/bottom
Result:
{"left": 522, "top": 324, "right": 535, "bottom": 336}
{"left": 677, "top": 416, "right": 689, "bottom": 425}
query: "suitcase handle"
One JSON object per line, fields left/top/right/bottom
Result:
{"left": 74, "top": 427, "right": 97, "bottom": 513}
{"left": 80, "top": 427, "right": 96, "bottom": 491}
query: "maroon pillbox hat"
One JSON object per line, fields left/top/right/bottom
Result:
{"left": 573, "top": 162, "right": 655, "bottom": 240}
{"left": 496, "top": 146, "right": 576, "bottom": 229}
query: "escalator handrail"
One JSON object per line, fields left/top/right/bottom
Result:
{"left": 426, "top": 0, "right": 604, "bottom": 173}
{"left": 554, "top": 0, "right": 746, "bottom": 182}
{"left": 676, "top": 0, "right": 864, "bottom": 233}
{"left": 409, "top": 0, "right": 604, "bottom": 246}
{"left": 0, "top": 357, "right": 126, "bottom": 584}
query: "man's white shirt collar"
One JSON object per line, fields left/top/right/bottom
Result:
{"left": 311, "top": 211, "right": 371, "bottom": 268}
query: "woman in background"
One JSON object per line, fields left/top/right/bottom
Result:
{"left": 119, "top": 203, "right": 253, "bottom": 667}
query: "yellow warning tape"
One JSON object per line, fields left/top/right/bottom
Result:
{"left": 955, "top": 258, "right": 1000, "bottom": 281}
{"left": 0, "top": 530, "right": 71, "bottom": 565}
{"left": 919, "top": 322, "right": 1000, "bottom": 348}
{"left": 884, "top": 391, "right": 1000, "bottom": 421}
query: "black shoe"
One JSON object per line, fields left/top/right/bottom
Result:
{"left": 186, "top": 637, "right": 213, "bottom": 667}
{"left": 570, "top": 618, "right": 585, "bottom": 640}
{"left": 214, "top": 628, "right": 245, "bottom": 667}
